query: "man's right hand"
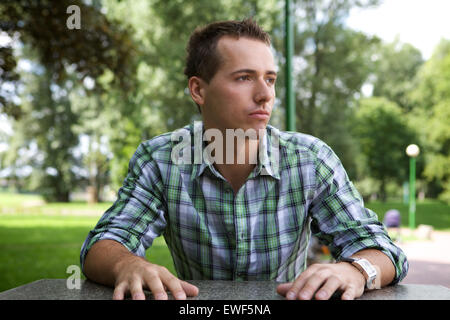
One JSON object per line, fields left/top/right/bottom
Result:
{"left": 83, "top": 240, "right": 199, "bottom": 300}
{"left": 112, "top": 255, "right": 199, "bottom": 300}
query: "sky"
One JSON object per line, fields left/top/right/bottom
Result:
{"left": 346, "top": 0, "right": 450, "bottom": 60}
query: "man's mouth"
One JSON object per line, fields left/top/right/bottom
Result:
{"left": 248, "top": 109, "right": 270, "bottom": 119}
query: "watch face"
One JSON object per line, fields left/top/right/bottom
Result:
{"left": 355, "top": 259, "right": 378, "bottom": 289}
{"left": 358, "top": 259, "right": 371, "bottom": 268}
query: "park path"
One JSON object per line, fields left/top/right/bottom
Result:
{"left": 395, "top": 229, "right": 450, "bottom": 288}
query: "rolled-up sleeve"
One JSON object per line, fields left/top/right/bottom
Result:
{"left": 309, "top": 143, "right": 408, "bottom": 285}
{"left": 80, "top": 143, "right": 167, "bottom": 272}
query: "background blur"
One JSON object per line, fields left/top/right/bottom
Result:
{"left": 0, "top": 0, "right": 449, "bottom": 292}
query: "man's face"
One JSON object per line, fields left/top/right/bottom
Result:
{"left": 199, "top": 36, "right": 277, "bottom": 135}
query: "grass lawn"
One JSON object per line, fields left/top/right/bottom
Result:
{"left": 366, "top": 199, "right": 450, "bottom": 231}
{"left": 0, "top": 192, "right": 449, "bottom": 292}
{"left": 0, "top": 193, "right": 175, "bottom": 292}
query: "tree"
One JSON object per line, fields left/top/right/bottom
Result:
{"left": 410, "top": 39, "right": 450, "bottom": 111}
{"left": 0, "top": 0, "right": 137, "bottom": 96}
{"left": 352, "top": 97, "right": 418, "bottom": 201}
{"left": 5, "top": 61, "right": 81, "bottom": 201}
{"left": 0, "top": 0, "right": 138, "bottom": 201}
{"left": 371, "top": 38, "right": 424, "bottom": 111}
{"left": 273, "top": 0, "right": 381, "bottom": 178}
{"left": 422, "top": 102, "right": 450, "bottom": 203}
{"left": 409, "top": 39, "right": 450, "bottom": 202}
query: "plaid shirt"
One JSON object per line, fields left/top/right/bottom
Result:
{"left": 80, "top": 122, "right": 408, "bottom": 283}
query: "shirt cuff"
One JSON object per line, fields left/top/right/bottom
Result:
{"left": 337, "top": 236, "right": 409, "bottom": 285}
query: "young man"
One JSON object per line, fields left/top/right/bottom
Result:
{"left": 80, "top": 19, "right": 408, "bottom": 300}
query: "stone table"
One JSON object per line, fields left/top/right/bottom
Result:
{"left": 1, "top": 279, "right": 450, "bottom": 300}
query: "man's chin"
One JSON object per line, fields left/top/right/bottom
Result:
{"left": 236, "top": 123, "right": 268, "bottom": 140}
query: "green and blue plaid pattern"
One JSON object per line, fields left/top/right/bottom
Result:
{"left": 80, "top": 122, "right": 408, "bottom": 283}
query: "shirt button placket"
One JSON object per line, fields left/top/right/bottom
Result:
{"left": 234, "top": 188, "right": 247, "bottom": 281}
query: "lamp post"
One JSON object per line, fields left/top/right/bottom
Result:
{"left": 285, "top": 0, "right": 295, "bottom": 131}
{"left": 406, "top": 144, "right": 420, "bottom": 230}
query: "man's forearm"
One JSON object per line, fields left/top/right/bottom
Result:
{"left": 351, "top": 249, "right": 396, "bottom": 287}
{"left": 83, "top": 239, "right": 140, "bottom": 287}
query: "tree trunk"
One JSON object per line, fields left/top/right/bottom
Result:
{"left": 380, "top": 178, "right": 387, "bottom": 202}
{"left": 87, "top": 186, "right": 99, "bottom": 204}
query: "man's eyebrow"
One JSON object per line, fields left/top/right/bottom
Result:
{"left": 230, "top": 69, "right": 278, "bottom": 76}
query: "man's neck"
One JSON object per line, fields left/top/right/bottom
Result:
{"left": 213, "top": 134, "right": 260, "bottom": 194}
{"left": 214, "top": 139, "right": 258, "bottom": 193}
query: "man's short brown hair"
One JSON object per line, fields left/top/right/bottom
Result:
{"left": 184, "top": 18, "right": 271, "bottom": 83}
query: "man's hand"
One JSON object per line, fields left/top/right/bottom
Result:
{"left": 112, "top": 254, "right": 199, "bottom": 300}
{"left": 83, "top": 240, "right": 199, "bottom": 300}
{"left": 276, "top": 262, "right": 366, "bottom": 300}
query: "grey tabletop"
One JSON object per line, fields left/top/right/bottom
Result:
{"left": 1, "top": 279, "right": 450, "bottom": 300}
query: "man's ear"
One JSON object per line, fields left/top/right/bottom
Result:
{"left": 188, "top": 76, "right": 207, "bottom": 107}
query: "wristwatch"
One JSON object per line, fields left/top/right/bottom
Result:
{"left": 339, "top": 257, "right": 378, "bottom": 290}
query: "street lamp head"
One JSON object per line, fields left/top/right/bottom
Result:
{"left": 406, "top": 144, "right": 420, "bottom": 157}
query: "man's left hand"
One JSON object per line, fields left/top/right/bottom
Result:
{"left": 276, "top": 262, "right": 366, "bottom": 300}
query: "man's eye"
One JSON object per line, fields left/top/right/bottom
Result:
{"left": 266, "top": 78, "right": 276, "bottom": 85}
{"left": 237, "top": 75, "right": 250, "bottom": 81}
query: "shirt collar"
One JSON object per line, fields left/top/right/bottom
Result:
{"left": 258, "top": 124, "right": 281, "bottom": 180}
{"left": 189, "top": 121, "right": 280, "bottom": 181}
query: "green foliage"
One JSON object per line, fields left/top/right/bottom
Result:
{"left": 0, "top": 46, "right": 20, "bottom": 119}
{"left": 5, "top": 64, "right": 81, "bottom": 201}
{"left": 353, "top": 176, "right": 380, "bottom": 202}
{"left": 410, "top": 40, "right": 450, "bottom": 110}
{"left": 409, "top": 40, "right": 450, "bottom": 203}
{"left": 371, "top": 38, "right": 424, "bottom": 111}
{"left": 0, "top": 0, "right": 137, "bottom": 93}
{"left": 422, "top": 102, "right": 450, "bottom": 203}
{"left": 0, "top": 0, "right": 138, "bottom": 201}
{"left": 352, "top": 97, "right": 418, "bottom": 200}
{"left": 280, "top": 0, "right": 381, "bottom": 178}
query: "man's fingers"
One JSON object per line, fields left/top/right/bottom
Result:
{"left": 314, "top": 276, "right": 341, "bottom": 300}
{"left": 284, "top": 266, "right": 318, "bottom": 300}
{"left": 341, "top": 286, "right": 356, "bottom": 300}
{"left": 143, "top": 272, "right": 168, "bottom": 300}
{"left": 129, "top": 278, "right": 146, "bottom": 300}
{"left": 181, "top": 280, "right": 199, "bottom": 297}
{"left": 113, "top": 282, "right": 127, "bottom": 300}
{"left": 276, "top": 282, "right": 293, "bottom": 296}
{"left": 158, "top": 267, "right": 188, "bottom": 300}
{"left": 341, "top": 284, "right": 364, "bottom": 300}
{"left": 112, "top": 262, "right": 199, "bottom": 301}
{"left": 295, "top": 271, "right": 329, "bottom": 300}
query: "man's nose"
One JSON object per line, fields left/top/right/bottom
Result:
{"left": 254, "top": 78, "right": 274, "bottom": 105}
